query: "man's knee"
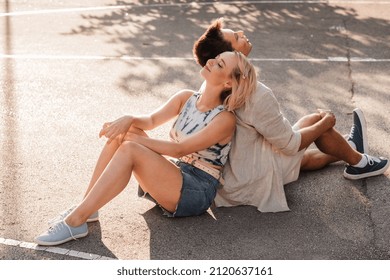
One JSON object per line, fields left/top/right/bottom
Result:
{"left": 296, "top": 113, "right": 321, "bottom": 128}
{"left": 316, "top": 128, "right": 334, "bottom": 143}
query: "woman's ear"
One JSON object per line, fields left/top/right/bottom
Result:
{"left": 224, "top": 80, "right": 232, "bottom": 90}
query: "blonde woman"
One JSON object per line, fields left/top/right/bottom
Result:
{"left": 35, "top": 51, "right": 257, "bottom": 246}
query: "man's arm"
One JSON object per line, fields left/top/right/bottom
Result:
{"left": 243, "top": 84, "right": 301, "bottom": 156}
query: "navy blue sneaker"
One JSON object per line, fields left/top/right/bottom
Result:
{"left": 347, "top": 108, "right": 368, "bottom": 154}
{"left": 344, "top": 154, "right": 389, "bottom": 180}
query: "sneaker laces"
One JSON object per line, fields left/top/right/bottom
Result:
{"left": 48, "top": 221, "right": 78, "bottom": 241}
{"left": 365, "top": 154, "right": 381, "bottom": 165}
{"left": 348, "top": 124, "right": 356, "bottom": 140}
{"left": 48, "top": 206, "right": 76, "bottom": 225}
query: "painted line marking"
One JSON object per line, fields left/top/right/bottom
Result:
{"left": 0, "top": 53, "right": 389, "bottom": 62}
{"left": 0, "top": 237, "right": 116, "bottom": 260}
{"left": 1, "top": 1, "right": 390, "bottom": 17}
{"left": 0, "top": 54, "right": 194, "bottom": 61}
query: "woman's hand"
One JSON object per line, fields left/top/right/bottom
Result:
{"left": 99, "top": 115, "right": 134, "bottom": 143}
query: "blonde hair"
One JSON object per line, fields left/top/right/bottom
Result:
{"left": 223, "top": 51, "right": 257, "bottom": 111}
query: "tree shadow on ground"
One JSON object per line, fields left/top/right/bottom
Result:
{"left": 61, "top": 0, "right": 390, "bottom": 260}
{"left": 62, "top": 0, "right": 390, "bottom": 120}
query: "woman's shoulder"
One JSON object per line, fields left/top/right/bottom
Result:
{"left": 174, "top": 89, "right": 196, "bottom": 100}
{"left": 214, "top": 110, "right": 236, "bottom": 126}
{"left": 169, "top": 89, "right": 196, "bottom": 104}
{"left": 170, "top": 89, "right": 197, "bottom": 113}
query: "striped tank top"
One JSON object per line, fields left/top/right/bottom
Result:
{"left": 169, "top": 93, "right": 231, "bottom": 167}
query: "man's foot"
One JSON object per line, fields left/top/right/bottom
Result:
{"left": 35, "top": 220, "right": 88, "bottom": 246}
{"left": 347, "top": 108, "right": 368, "bottom": 154}
{"left": 344, "top": 154, "right": 389, "bottom": 180}
{"left": 48, "top": 205, "right": 99, "bottom": 225}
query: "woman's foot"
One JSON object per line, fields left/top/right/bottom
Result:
{"left": 35, "top": 220, "right": 88, "bottom": 246}
{"left": 48, "top": 205, "right": 99, "bottom": 225}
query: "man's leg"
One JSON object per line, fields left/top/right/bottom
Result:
{"left": 294, "top": 111, "right": 360, "bottom": 168}
{"left": 296, "top": 111, "right": 388, "bottom": 177}
{"left": 314, "top": 127, "right": 362, "bottom": 165}
{"left": 300, "top": 149, "right": 338, "bottom": 171}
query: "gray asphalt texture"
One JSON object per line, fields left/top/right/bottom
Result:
{"left": 1, "top": 0, "right": 389, "bottom": 260}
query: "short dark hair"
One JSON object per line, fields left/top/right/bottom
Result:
{"left": 193, "top": 18, "right": 233, "bottom": 67}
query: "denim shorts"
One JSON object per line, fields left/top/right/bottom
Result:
{"left": 138, "top": 161, "right": 219, "bottom": 217}
{"left": 172, "top": 162, "right": 219, "bottom": 217}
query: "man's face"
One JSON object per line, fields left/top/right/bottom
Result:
{"left": 221, "top": 28, "right": 252, "bottom": 56}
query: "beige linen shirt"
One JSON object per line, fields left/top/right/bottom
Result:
{"left": 215, "top": 82, "right": 301, "bottom": 212}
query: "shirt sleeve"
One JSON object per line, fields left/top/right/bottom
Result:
{"left": 241, "top": 83, "right": 301, "bottom": 156}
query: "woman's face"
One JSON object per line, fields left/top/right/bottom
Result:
{"left": 200, "top": 51, "right": 238, "bottom": 88}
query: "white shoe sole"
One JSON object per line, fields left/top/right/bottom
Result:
{"left": 343, "top": 160, "right": 389, "bottom": 180}
{"left": 86, "top": 215, "right": 99, "bottom": 223}
{"left": 35, "top": 231, "right": 88, "bottom": 246}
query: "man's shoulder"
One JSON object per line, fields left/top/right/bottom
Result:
{"left": 254, "top": 81, "right": 274, "bottom": 98}
{"left": 234, "top": 81, "right": 279, "bottom": 118}
{"left": 245, "top": 81, "right": 277, "bottom": 107}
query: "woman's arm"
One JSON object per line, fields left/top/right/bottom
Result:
{"left": 99, "top": 90, "right": 193, "bottom": 142}
{"left": 124, "top": 111, "right": 236, "bottom": 159}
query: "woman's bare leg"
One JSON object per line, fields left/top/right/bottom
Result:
{"left": 83, "top": 127, "right": 148, "bottom": 198}
{"left": 65, "top": 141, "right": 183, "bottom": 227}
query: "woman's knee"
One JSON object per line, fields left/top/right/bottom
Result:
{"left": 128, "top": 127, "right": 148, "bottom": 137}
{"left": 117, "top": 141, "right": 144, "bottom": 159}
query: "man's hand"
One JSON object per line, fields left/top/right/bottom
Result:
{"left": 317, "top": 109, "right": 336, "bottom": 129}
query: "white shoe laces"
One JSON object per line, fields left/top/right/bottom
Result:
{"left": 48, "top": 206, "right": 76, "bottom": 225}
{"left": 48, "top": 220, "right": 77, "bottom": 241}
{"left": 349, "top": 125, "right": 356, "bottom": 138}
{"left": 365, "top": 154, "right": 380, "bottom": 166}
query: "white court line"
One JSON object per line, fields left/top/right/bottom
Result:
{"left": 1, "top": 1, "right": 390, "bottom": 17}
{"left": 0, "top": 53, "right": 193, "bottom": 61}
{"left": 0, "top": 237, "right": 116, "bottom": 260}
{"left": 0, "top": 53, "right": 389, "bottom": 62}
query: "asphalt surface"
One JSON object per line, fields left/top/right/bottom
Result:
{"left": 1, "top": 0, "right": 389, "bottom": 262}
